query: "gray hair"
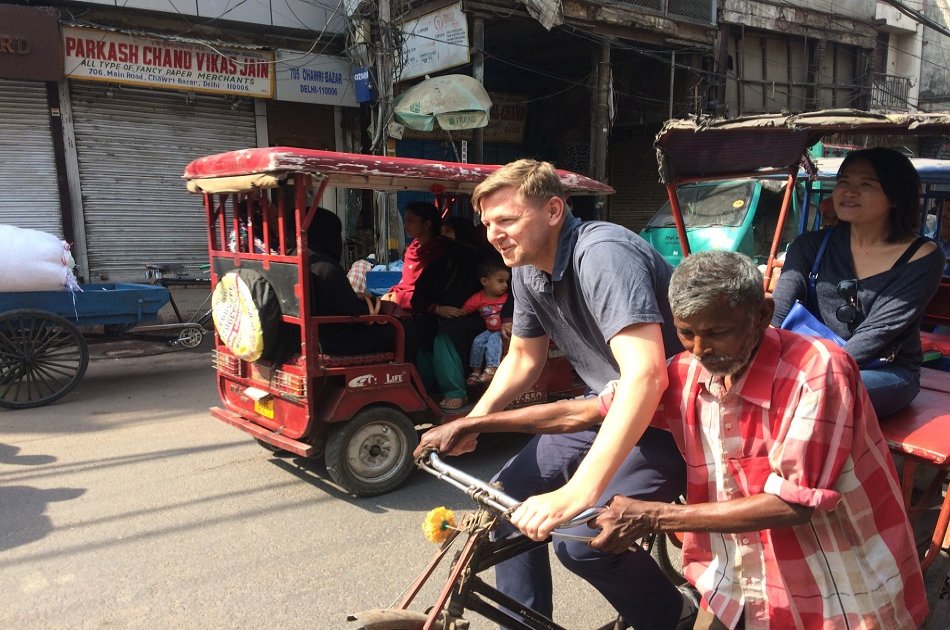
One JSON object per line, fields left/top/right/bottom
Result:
{"left": 668, "top": 251, "right": 764, "bottom": 319}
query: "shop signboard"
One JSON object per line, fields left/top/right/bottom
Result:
{"left": 274, "top": 50, "right": 358, "bottom": 106}
{"left": 63, "top": 25, "right": 274, "bottom": 98}
{"left": 0, "top": 5, "right": 62, "bottom": 81}
{"left": 400, "top": 2, "right": 470, "bottom": 81}
{"left": 484, "top": 94, "right": 526, "bottom": 144}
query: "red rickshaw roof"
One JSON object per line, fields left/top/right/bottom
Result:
{"left": 183, "top": 147, "right": 615, "bottom": 196}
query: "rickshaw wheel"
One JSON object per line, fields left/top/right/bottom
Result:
{"left": 325, "top": 407, "right": 418, "bottom": 497}
{"left": 0, "top": 309, "right": 89, "bottom": 410}
{"left": 175, "top": 325, "right": 204, "bottom": 349}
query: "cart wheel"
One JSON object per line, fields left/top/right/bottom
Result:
{"left": 175, "top": 325, "right": 204, "bottom": 349}
{"left": 0, "top": 309, "right": 89, "bottom": 410}
{"left": 325, "top": 407, "right": 418, "bottom": 497}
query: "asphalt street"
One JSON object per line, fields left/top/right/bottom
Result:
{"left": 2, "top": 344, "right": 947, "bottom": 629}
{"left": 0, "top": 345, "right": 613, "bottom": 629}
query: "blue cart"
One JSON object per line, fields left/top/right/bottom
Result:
{"left": 0, "top": 283, "right": 174, "bottom": 409}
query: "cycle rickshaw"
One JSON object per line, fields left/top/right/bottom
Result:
{"left": 349, "top": 110, "right": 950, "bottom": 629}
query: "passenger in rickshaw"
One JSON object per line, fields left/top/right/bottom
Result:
{"left": 462, "top": 258, "right": 511, "bottom": 385}
{"left": 431, "top": 216, "right": 512, "bottom": 410}
{"left": 434, "top": 158, "right": 689, "bottom": 629}
{"left": 375, "top": 202, "right": 483, "bottom": 393}
{"left": 306, "top": 208, "right": 400, "bottom": 357}
{"left": 770, "top": 148, "right": 946, "bottom": 417}
{"left": 416, "top": 251, "right": 929, "bottom": 629}
{"left": 227, "top": 198, "right": 278, "bottom": 254}
{"left": 379, "top": 202, "right": 447, "bottom": 317}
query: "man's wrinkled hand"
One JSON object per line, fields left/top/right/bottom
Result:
{"left": 588, "top": 495, "right": 661, "bottom": 554}
{"left": 412, "top": 422, "right": 478, "bottom": 459}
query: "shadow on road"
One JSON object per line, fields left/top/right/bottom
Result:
{"left": 0, "top": 486, "right": 85, "bottom": 552}
{"left": 0, "top": 444, "right": 56, "bottom": 466}
{"left": 266, "top": 432, "right": 532, "bottom": 513}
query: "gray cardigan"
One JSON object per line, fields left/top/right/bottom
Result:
{"left": 771, "top": 224, "right": 946, "bottom": 372}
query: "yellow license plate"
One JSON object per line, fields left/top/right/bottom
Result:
{"left": 254, "top": 397, "right": 274, "bottom": 419}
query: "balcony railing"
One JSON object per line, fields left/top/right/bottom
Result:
{"left": 616, "top": 0, "right": 715, "bottom": 24}
{"left": 870, "top": 73, "right": 912, "bottom": 111}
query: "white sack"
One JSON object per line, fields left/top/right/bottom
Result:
{"left": 0, "top": 225, "right": 80, "bottom": 292}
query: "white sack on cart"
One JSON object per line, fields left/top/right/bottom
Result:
{"left": 0, "top": 225, "right": 80, "bottom": 292}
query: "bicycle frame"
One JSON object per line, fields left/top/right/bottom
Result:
{"left": 349, "top": 453, "right": 623, "bottom": 630}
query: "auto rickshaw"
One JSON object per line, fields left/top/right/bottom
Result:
{"left": 182, "top": 148, "right": 613, "bottom": 496}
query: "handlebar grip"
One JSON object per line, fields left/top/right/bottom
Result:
{"left": 420, "top": 452, "right": 603, "bottom": 531}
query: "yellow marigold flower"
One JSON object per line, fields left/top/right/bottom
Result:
{"left": 422, "top": 507, "right": 456, "bottom": 544}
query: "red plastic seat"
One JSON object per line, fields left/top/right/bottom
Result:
{"left": 880, "top": 368, "right": 950, "bottom": 570}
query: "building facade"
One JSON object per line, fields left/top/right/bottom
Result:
{"left": 1, "top": 0, "right": 359, "bottom": 281}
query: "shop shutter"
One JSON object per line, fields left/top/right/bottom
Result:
{"left": 69, "top": 83, "right": 257, "bottom": 281}
{"left": 0, "top": 80, "right": 63, "bottom": 236}
{"left": 607, "top": 126, "right": 668, "bottom": 234}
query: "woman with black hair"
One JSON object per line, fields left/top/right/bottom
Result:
{"left": 380, "top": 202, "right": 446, "bottom": 315}
{"left": 771, "top": 147, "right": 946, "bottom": 417}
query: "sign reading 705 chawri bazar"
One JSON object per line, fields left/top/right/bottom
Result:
{"left": 63, "top": 25, "right": 274, "bottom": 98}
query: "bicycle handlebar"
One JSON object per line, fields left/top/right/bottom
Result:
{"left": 418, "top": 452, "right": 602, "bottom": 530}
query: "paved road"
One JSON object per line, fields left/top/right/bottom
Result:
{"left": 0, "top": 347, "right": 613, "bottom": 629}
{"left": 3, "top": 346, "right": 947, "bottom": 629}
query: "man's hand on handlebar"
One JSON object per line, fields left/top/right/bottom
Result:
{"left": 588, "top": 495, "right": 661, "bottom": 554}
{"left": 413, "top": 421, "right": 479, "bottom": 458}
{"left": 511, "top": 485, "right": 597, "bottom": 542}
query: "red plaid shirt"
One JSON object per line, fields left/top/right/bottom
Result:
{"left": 600, "top": 328, "right": 927, "bottom": 629}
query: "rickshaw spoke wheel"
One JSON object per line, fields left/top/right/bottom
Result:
{"left": 0, "top": 310, "right": 89, "bottom": 410}
{"left": 325, "top": 407, "right": 418, "bottom": 497}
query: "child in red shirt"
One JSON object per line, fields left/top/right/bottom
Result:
{"left": 462, "top": 259, "right": 510, "bottom": 384}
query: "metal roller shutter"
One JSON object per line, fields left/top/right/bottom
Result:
{"left": 0, "top": 80, "right": 63, "bottom": 236}
{"left": 607, "top": 126, "right": 668, "bottom": 233}
{"left": 69, "top": 83, "right": 257, "bottom": 281}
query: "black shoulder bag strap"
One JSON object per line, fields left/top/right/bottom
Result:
{"left": 806, "top": 227, "right": 836, "bottom": 313}
{"left": 890, "top": 236, "right": 928, "bottom": 269}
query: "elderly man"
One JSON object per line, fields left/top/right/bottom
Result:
{"left": 420, "top": 251, "right": 928, "bottom": 629}
{"left": 452, "top": 158, "right": 688, "bottom": 627}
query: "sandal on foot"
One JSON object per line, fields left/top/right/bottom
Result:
{"left": 480, "top": 368, "right": 497, "bottom": 383}
{"left": 439, "top": 397, "right": 467, "bottom": 411}
{"left": 466, "top": 372, "right": 482, "bottom": 385}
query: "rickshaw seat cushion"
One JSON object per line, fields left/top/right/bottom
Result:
{"left": 318, "top": 352, "right": 394, "bottom": 367}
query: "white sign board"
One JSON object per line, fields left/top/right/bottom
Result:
{"left": 399, "top": 3, "right": 470, "bottom": 81}
{"left": 275, "top": 50, "right": 358, "bottom": 106}
{"left": 63, "top": 26, "right": 274, "bottom": 97}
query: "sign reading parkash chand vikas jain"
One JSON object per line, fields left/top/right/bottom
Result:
{"left": 63, "top": 25, "right": 274, "bottom": 98}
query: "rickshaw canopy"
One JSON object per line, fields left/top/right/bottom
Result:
{"left": 183, "top": 147, "right": 615, "bottom": 196}
{"left": 655, "top": 109, "right": 950, "bottom": 184}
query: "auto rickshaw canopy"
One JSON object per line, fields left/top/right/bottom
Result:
{"left": 655, "top": 109, "right": 950, "bottom": 184}
{"left": 183, "top": 147, "right": 616, "bottom": 196}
